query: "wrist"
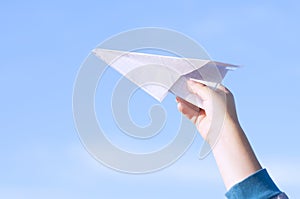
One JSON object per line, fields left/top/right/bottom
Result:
{"left": 206, "top": 114, "right": 242, "bottom": 148}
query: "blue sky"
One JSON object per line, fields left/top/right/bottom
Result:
{"left": 1, "top": 0, "right": 300, "bottom": 198}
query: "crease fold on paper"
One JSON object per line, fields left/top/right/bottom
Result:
{"left": 92, "top": 48, "right": 238, "bottom": 108}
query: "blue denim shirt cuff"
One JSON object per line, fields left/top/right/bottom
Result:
{"left": 225, "top": 169, "right": 282, "bottom": 199}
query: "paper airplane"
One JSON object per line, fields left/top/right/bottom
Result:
{"left": 92, "top": 48, "right": 238, "bottom": 108}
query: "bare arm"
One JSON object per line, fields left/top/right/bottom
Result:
{"left": 176, "top": 80, "right": 261, "bottom": 189}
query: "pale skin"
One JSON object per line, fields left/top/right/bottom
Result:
{"left": 176, "top": 80, "right": 262, "bottom": 190}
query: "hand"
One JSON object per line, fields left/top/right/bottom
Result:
{"left": 176, "top": 80, "right": 239, "bottom": 143}
{"left": 176, "top": 79, "right": 261, "bottom": 189}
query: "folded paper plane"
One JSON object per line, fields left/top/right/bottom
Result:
{"left": 92, "top": 48, "right": 238, "bottom": 108}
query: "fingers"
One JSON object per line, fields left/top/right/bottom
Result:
{"left": 176, "top": 98, "right": 199, "bottom": 122}
{"left": 214, "top": 83, "right": 229, "bottom": 94}
{"left": 176, "top": 96, "right": 200, "bottom": 112}
{"left": 187, "top": 80, "right": 210, "bottom": 101}
{"left": 187, "top": 79, "right": 229, "bottom": 99}
{"left": 176, "top": 96, "right": 206, "bottom": 124}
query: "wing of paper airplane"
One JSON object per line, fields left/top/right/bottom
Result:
{"left": 92, "top": 48, "right": 238, "bottom": 108}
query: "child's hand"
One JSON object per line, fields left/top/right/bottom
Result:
{"left": 176, "top": 80, "right": 239, "bottom": 143}
{"left": 176, "top": 80, "right": 261, "bottom": 189}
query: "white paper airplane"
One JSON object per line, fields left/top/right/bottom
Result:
{"left": 92, "top": 48, "right": 238, "bottom": 108}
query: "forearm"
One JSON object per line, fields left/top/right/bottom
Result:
{"left": 211, "top": 117, "right": 262, "bottom": 190}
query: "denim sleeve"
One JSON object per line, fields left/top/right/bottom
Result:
{"left": 225, "top": 169, "right": 288, "bottom": 199}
